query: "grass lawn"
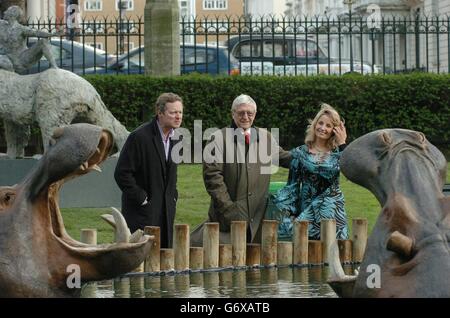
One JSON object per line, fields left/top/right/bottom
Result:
{"left": 61, "top": 163, "right": 450, "bottom": 244}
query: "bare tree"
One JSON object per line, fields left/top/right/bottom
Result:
{"left": 0, "top": 0, "right": 26, "bottom": 18}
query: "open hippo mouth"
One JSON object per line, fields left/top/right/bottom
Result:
{"left": 327, "top": 129, "right": 450, "bottom": 298}
{"left": 0, "top": 124, "right": 153, "bottom": 297}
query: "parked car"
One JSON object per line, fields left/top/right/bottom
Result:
{"left": 83, "top": 44, "right": 240, "bottom": 75}
{"left": 224, "top": 34, "right": 377, "bottom": 75}
{"left": 26, "top": 38, "right": 115, "bottom": 75}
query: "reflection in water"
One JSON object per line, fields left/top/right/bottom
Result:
{"left": 130, "top": 276, "right": 145, "bottom": 298}
{"left": 114, "top": 277, "right": 130, "bottom": 298}
{"left": 278, "top": 267, "right": 293, "bottom": 282}
{"left": 82, "top": 266, "right": 346, "bottom": 298}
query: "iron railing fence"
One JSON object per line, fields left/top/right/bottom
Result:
{"left": 23, "top": 14, "right": 450, "bottom": 76}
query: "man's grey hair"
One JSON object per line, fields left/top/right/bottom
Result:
{"left": 231, "top": 94, "right": 257, "bottom": 112}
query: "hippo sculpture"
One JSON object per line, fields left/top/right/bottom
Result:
{"left": 327, "top": 129, "right": 449, "bottom": 297}
{"left": 0, "top": 123, "right": 153, "bottom": 297}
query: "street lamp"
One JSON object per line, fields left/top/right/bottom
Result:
{"left": 343, "top": 0, "right": 355, "bottom": 72}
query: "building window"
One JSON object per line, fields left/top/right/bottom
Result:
{"left": 84, "top": 0, "right": 102, "bottom": 11}
{"left": 180, "top": 0, "right": 189, "bottom": 17}
{"left": 115, "top": 0, "right": 134, "bottom": 11}
{"left": 203, "top": 0, "right": 227, "bottom": 10}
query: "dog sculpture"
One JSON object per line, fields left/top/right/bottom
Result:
{"left": 0, "top": 68, "right": 129, "bottom": 158}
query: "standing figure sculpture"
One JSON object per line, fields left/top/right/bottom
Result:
{"left": 0, "top": 5, "right": 57, "bottom": 73}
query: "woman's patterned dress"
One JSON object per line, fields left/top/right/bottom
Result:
{"left": 273, "top": 144, "right": 349, "bottom": 240}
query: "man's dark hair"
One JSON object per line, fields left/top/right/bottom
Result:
{"left": 155, "top": 92, "right": 183, "bottom": 115}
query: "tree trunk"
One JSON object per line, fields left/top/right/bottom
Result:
{"left": 0, "top": 0, "right": 26, "bottom": 18}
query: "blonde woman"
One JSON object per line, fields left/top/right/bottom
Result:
{"left": 273, "top": 104, "right": 349, "bottom": 240}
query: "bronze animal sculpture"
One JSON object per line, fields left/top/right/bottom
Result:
{"left": 0, "top": 123, "right": 153, "bottom": 297}
{"left": 327, "top": 129, "right": 449, "bottom": 297}
{"left": 0, "top": 68, "right": 129, "bottom": 158}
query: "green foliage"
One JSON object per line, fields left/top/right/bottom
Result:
{"left": 83, "top": 73, "right": 450, "bottom": 151}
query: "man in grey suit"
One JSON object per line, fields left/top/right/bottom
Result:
{"left": 191, "top": 94, "right": 292, "bottom": 246}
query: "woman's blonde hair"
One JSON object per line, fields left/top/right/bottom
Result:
{"left": 304, "top": 103, "right": 343, "bottom": 149}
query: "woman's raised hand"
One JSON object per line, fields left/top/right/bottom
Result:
{"left": 333, "top": 121, "right": 347, "bottom": 145}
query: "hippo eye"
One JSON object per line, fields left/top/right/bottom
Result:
{"left": 380, "top": 132, "right": 392, "bottom": 145}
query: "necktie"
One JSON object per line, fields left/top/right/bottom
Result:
{"left": 245, "top": 131, "right": 250, "bottom": 145}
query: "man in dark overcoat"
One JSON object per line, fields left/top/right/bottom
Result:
{"left": 114, "top": 93, "right": 183, "bottom": 248}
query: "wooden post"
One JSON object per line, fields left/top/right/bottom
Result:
{"left": 219, "top": 244, "right": 232, "bottom": 268}
{"left": 231, "top": 221, "right": 247, "bottom": 266}
{"left": 160, "top": 248, "right": 174, "bottom": 271}
{"left": 261, "top": 220, "right": 278, "bottom": 266}
{"left": 203, "top": 222, "right": 219, "bottom": 269}
{"left": 144, "top": 226, "right": 160, "bottom": 272}
{"left": 308, "top": 240, "right": 322, "bottom": 265}
{"left": 189, "top": 247, "right": 203, "bottom": 270}
{"left": 277, "top": 241, "right": 293, "bottom": 266}
{"left": 338, "top": 239, "right": 353, "bottom": 263}
{"left": 293, "top": 220, "right": 308, "bottom": 265}
{"left": 246, "top": 243, "right": 261, "bottom": 266}
{"left": 80, "top": 229, "right": 97, "bottom": 245}
{"left": 173, "top": 224, "right": 190, "bottom": 271}
{"left": 321, "top": 219, "right": 336, "bottom": 264}
{"left": 352, "top": 218, "right": 368, "bottom": 262}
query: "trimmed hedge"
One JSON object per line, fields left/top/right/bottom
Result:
{"left": 1, "top": 73, "right": 449, "bottom": 155}
{"left": 83, "top": 73, "right": 450, "bottom": 151}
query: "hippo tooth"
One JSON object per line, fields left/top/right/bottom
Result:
{"left": 89, "top": 164, "right": 102, "bottom": 173}
{"left": 108, "top": 207, "right": 132, "bottom": 243}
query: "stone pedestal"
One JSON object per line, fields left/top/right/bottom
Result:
{"left": 144, "top": 0, "right": 180, "bottom": 76}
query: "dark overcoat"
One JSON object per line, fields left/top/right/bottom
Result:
{"left": 114, "top": 117, "right": 178, "bottom": 248}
